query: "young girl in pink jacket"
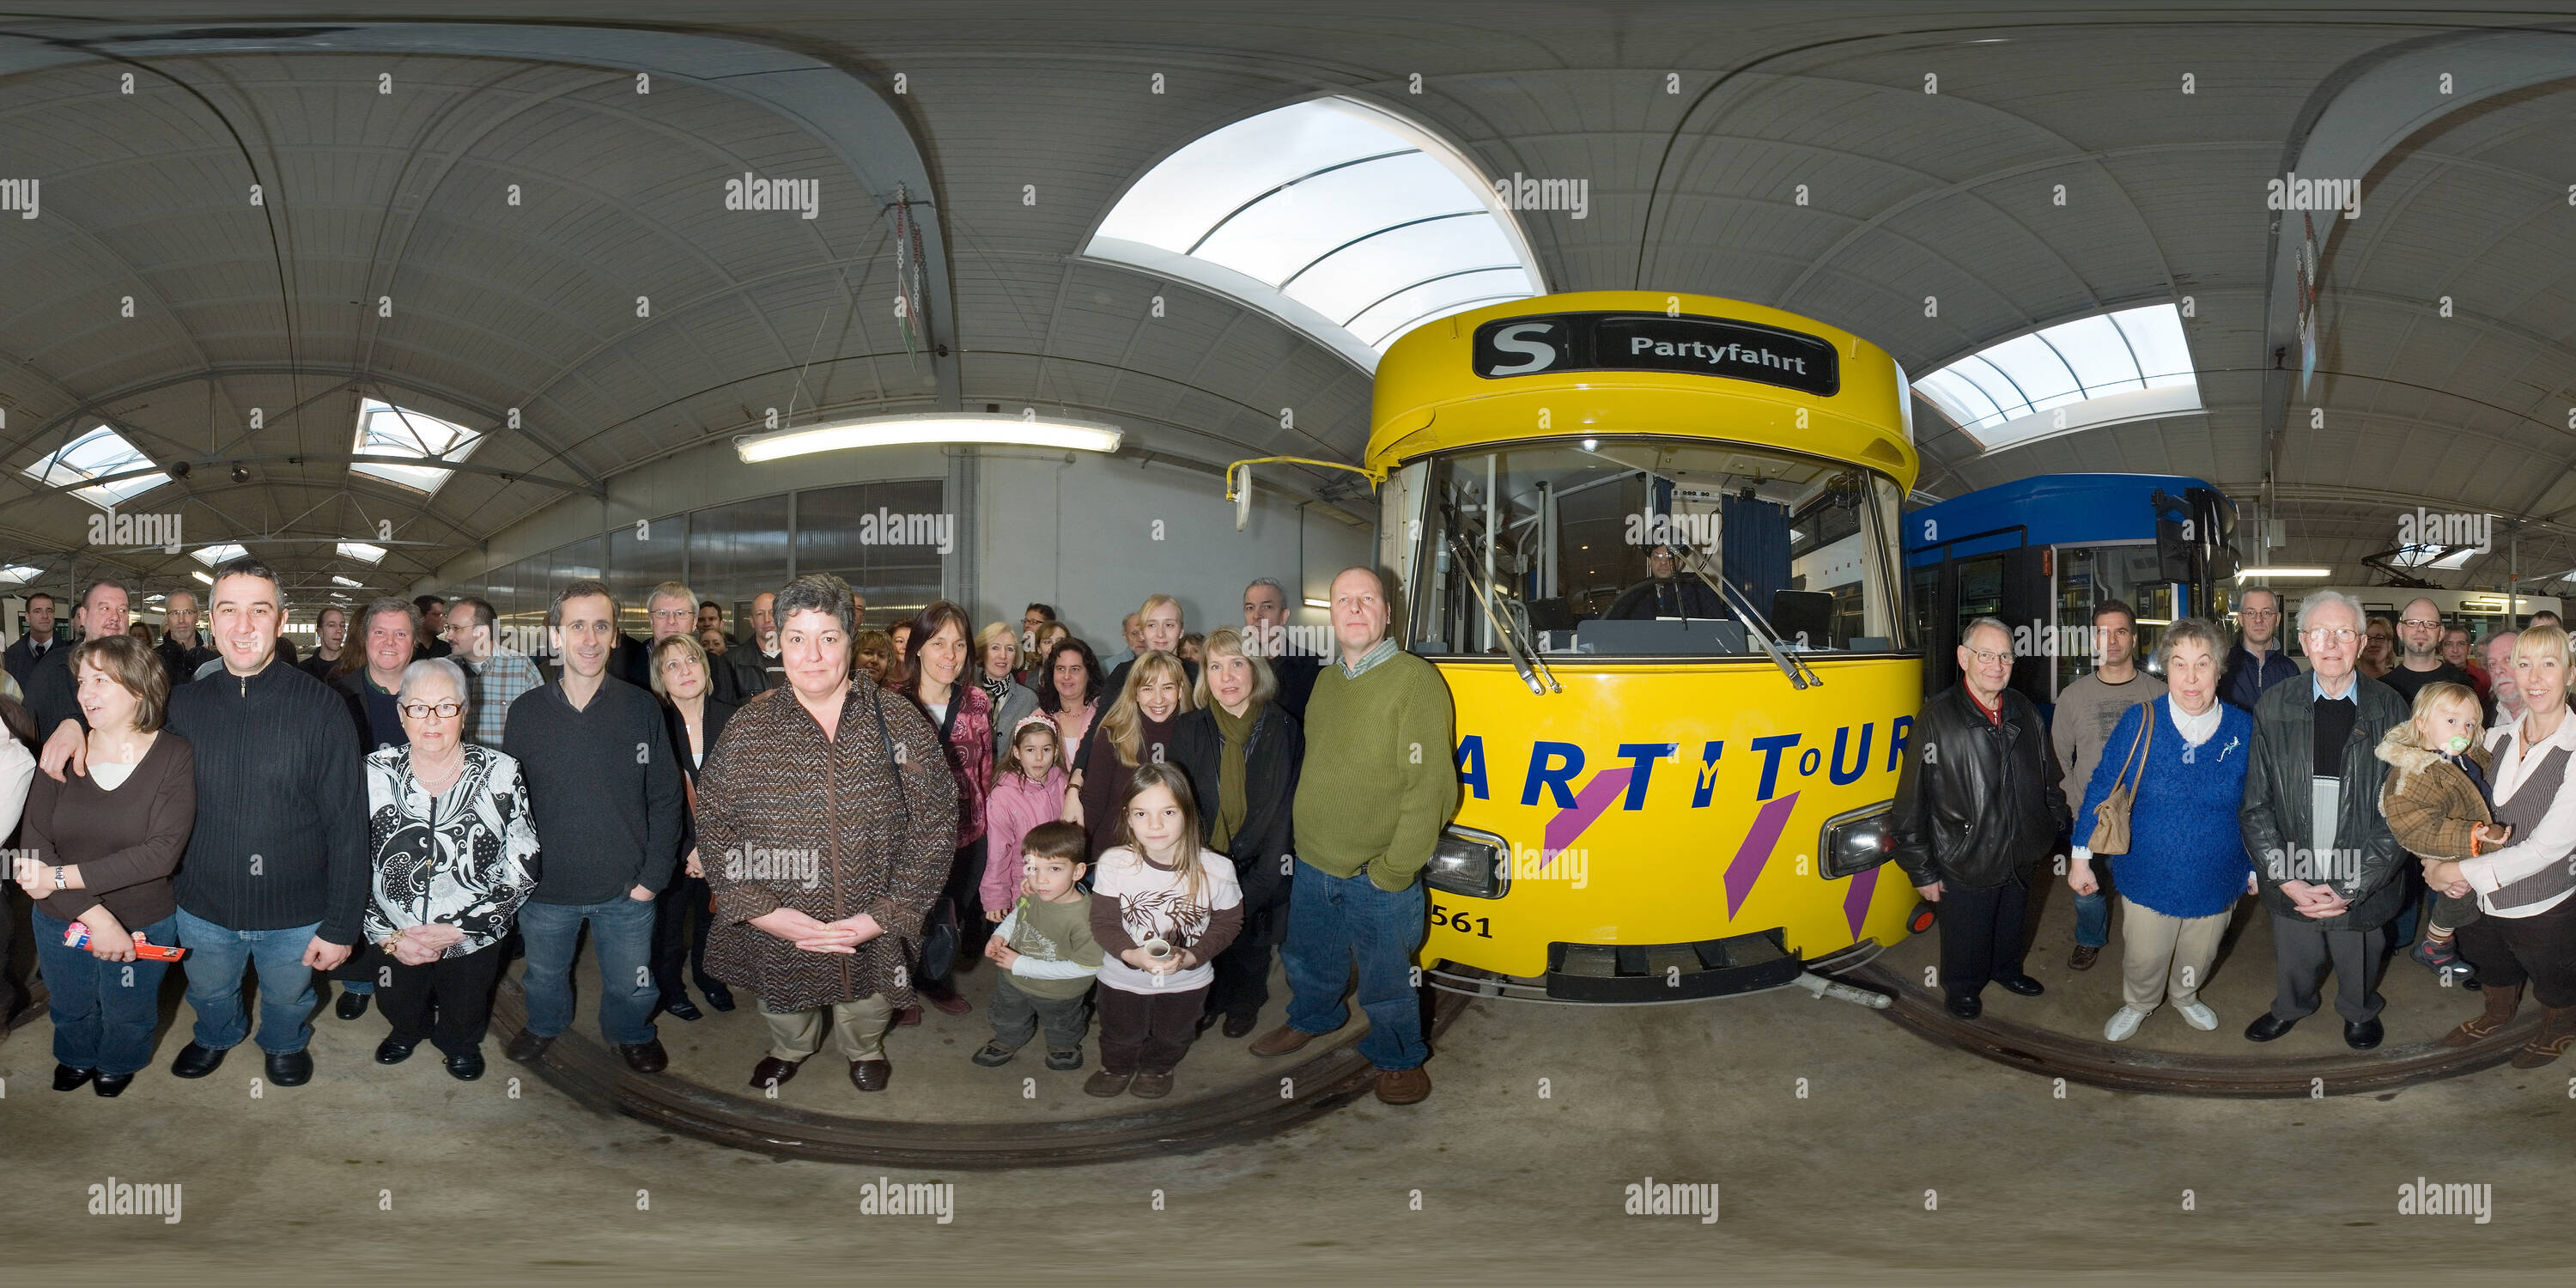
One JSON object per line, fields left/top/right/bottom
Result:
{"left": 984, "top": 714, "right": 1074, "bottom": 918}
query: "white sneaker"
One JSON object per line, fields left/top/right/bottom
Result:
{"left": 2103, "top": 1005, "right": 2151, "bottom": 1042}
{"left": 2175, "top": 1000, "right": 2218, "bottom": 1031}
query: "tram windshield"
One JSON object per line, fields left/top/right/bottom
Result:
{"left": 1393, "top": 437, "right": 1910, "bottom": 658}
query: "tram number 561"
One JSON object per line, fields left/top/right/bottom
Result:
{"left": 1430, "top": 904, "right": 1495, "bottom": 938}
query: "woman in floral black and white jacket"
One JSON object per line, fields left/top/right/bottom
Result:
{"left": 361, "top": 658, "right": 541, "bottom": 1082}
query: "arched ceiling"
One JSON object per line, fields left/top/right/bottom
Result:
{"left": 2, "top": 3, "right": 2572, "bottom": 604}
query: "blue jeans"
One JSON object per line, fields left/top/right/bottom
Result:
{"left": 517, "top": 896, "right": 659, "bottom": 1047}
{"left": 1280, "top": 861, "right": 1428, "bottom": 1072}
{"left": 34, "top": 908, "right": 179, "bottom": 1076}
{"left": 175, "top": 907, "right": 321, "bottom": 1055}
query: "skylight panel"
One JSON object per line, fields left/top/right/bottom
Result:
{"left": 351, "top": 398, "right": 481, "bottom": 495}
{"left": 23, "top": 424, "right": 170, "bottom": 508}
{"left": 1916, "top": 303, "right": 2202, "bottom": 453}
{"left": 1087, "top": 96, "right": 1543, "bottom": 368}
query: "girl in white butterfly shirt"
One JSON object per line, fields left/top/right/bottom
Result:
{"left": 1082, "top": 762, "right": 1242, "bottom": 1098}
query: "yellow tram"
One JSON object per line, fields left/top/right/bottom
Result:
{"left": 1257, "top": 290, "right": 1926, "bottom": 1004}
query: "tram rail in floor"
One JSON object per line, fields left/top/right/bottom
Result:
{"left": 490, "top": 979, "right": 1473, "bottom": 1168}
{"left": 1847, "top": 963, "right": 2544, "bottom": 1097}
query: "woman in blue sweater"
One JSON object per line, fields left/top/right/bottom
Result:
{"left": 2071, "top": 617, "right": 2257, "bottom": 1042}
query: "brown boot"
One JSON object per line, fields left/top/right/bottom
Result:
{"left": 2509, "top": 1005, "right": 2576, "bottom": 1069}
{"left": 2440, "top": 982, "right": 2520, "bottom": 1048}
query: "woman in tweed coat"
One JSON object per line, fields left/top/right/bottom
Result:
{"left": 698, "top": 574, "right": 957, "bottom": 1095}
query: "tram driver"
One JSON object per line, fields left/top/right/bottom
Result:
{"left": 1606, "top": 543, "right": 1729, "bottom": 621}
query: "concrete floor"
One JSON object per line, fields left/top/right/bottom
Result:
{"left": 1884, "top": 881, "right": 2482, "bottom": 1050}
{"left": 6, "top": 933, "right": 2573, "bottom": 1285}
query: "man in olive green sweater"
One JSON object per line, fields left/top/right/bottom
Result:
{"left": 1250, "top": 568, "right": 1456, "bottom": 1105}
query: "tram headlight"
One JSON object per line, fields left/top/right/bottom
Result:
{"left": 1820, "top": 803, "right": 1896, "bottom": 879}
{"left": 1425, "top": 825, "right": 1510, "bottom": 899}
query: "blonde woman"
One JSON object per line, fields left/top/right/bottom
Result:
{"left": 1066, "top": 650, "right": 1194, "bottom": 857}
{"left": 975, "top": 621, "right": 1042, "bottom": 763}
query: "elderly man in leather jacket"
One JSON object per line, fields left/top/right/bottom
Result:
{"left": 2239, "top": 588, "right": 2407, "bottom": 1050}
{"left": 1892, "top": 617, "right": 2071, "bottom": 1019}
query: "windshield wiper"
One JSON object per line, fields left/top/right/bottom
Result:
{"left": 1673, "top": 539, "right": 1823, "bottom": 690}
{"left": 1441, "top": 504, "right": 1560, "bottom": 696}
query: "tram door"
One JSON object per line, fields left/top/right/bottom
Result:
{"left": 1917, "top": 545, "right": 2049, "bottom": 704}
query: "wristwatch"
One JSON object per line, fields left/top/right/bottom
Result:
{"left": 52, "top": 866, "right": 65, "bottom": 892}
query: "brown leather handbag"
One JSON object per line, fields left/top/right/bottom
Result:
{"left": 2087, "top": 702, "right": 2154, "bottom": 856}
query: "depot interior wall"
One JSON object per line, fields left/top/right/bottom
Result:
{"left": 419, "top": 440, "right": 955, "bottom": 598}
{"left": 973, "top": 451, "right": 1371, "bottom": 651}
{"left": 420, "top": 441, "right": 1374, "bottom": 647}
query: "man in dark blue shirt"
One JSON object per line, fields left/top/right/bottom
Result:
{"left": 2221, "top": 586, "right": 2300, "bottom": 712}
{"left": 503, "top": 580, "right": 685, "bottom": 1076}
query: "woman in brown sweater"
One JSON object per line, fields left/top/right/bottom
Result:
{"left": 1065, "top": 651, "right": 1194, "bottom": 858}
{"left": 696, "top": 574, "right": 958, "bottom": 1095}
{"left": 14, "top": 635, "right": 195, "bottom": 1097}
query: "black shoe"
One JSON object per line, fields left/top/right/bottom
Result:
{"left": 1195, "top": 1010, "right": 1221, "bottom": 1034}
{"left": 1995, "top": 974, "right": 2045, "bottom": 997}
{"left": 1045, "top": 1048, "right": 1084, "bottom": 1071}
{"left": 53, "top": 1064, "right": 95, "bottom": 1091}
{"left": 444, "top": 1050, "right": 486, "bottom": 1081}
{"left": 2344, "top": 1017, "right": 2385, "bottom": 1050}
{"left": 617, "top": 1040, "right": 669, "bottom": 1074}
{"left": 93, "top": 1072, "right": 134, "bottom": 1098}
{"left": 265, "top": 1049, "right": 313, "bottom": 1086}
{"left": 375, "top": 1036, "right": 419, "bottom": 1065}
{"left": 970, "top": 1042, "right": 1017, "bottom": 1067}
{"left": 1222, "top": 1012, "right": 1260, "bottom": 1039}
{"left": 1945, "top": 992, "right": 1982, "bottom": 1019}
{"left": 504, "top": 1030, "right": 554, "bottom": 1064}
{"left": 663, "top": 996, "right": 704, "bottom": 1023}
{"left": 701, "top": 986, "right": 736, "bottom": 1012}
{"left": 2245, "top": 1013, "right": 2300, "bottom": 1042}
{"left": 336, "top": 990, "right": 373, "bottom": 1021}
{"left": 169, "top": 1042, "right": 228, "bottom": 1078}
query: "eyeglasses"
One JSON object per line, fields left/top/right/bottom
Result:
{"left": 2400, "top": 617, "right": 2442, "bottom": 629}
{"left": 1963, "top": 647, "right": 2011, "bottom": 665}
{"left": 2304, "top": 628, "right": 2360, "bottom": 645}
{"left": 398, "top": 701, "right": 465, "bottom": 720}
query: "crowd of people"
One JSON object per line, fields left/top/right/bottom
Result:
{"left": 0, "top": 562, "right": 1454, "bottom": 1107}
{"left": 10, "top": 560, "right": 2567, "bottom": 1111}
{"left": 1893, "top": 586, "right": 2576, "bottom": 1069}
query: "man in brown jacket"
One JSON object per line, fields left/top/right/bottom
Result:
{"left": 696, "top": 574, "right": 957, "bottom": 1093}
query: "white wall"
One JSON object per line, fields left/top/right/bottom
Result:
{"left": 425, "top": 440, "right": 1376, "bottom": 649}
{"left": 973, "top": 450, "right": 1373, "bottom": 650}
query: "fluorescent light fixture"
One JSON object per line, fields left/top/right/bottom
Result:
{"left": 0, "top": 564, "right": 39, "bottom": 584}
{"left": 331, "top": 574, "right": 365, "bottom": 588}
{"left": 191, "top": 543, "right": 248, "bottom": 565}
{"left": 191, "top": 570, "right": 213, "bottom": 586}
{"left": 2134, "top": 617, "right": 2173, "bottom": 626}
{"left": 1304, "top": 597, "right": 1329, "bottom": 610}
{"left": 2236, "top": 568, "right": 2330, "bottom": 578}
{"left": 737, "top": 413, "right": 1122, "bottom": 464}
{"left": 337, "top": 541, "right": 386, "bottom": 563}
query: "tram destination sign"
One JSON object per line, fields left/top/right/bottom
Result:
{"left": 1470, "top": 312, "right": 1841, "bottom": 397}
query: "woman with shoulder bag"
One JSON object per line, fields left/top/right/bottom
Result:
{"left": 2069, "top": 618, "right": 2257, "bottom": 1042}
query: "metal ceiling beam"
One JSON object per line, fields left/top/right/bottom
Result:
{"left": 2257, "top": 28, "right": 2576, "bottom": 510}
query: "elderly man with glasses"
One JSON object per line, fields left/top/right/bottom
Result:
{"left": 1890, "top": 617, "right": 2069, "bottom": 1020}
{"left": 2239, "top": 590, "right": 2409, "bottom": 1050}
{"left": 2221, "top": 587, "right": 2300, "bottom": 711}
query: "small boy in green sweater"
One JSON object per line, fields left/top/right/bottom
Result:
{"left": 973, "top": 821, "right": 1105, "bottom": 1071}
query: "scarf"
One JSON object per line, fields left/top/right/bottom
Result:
{"left": 979, "top": 673, "right": 1010, "bottom": 708}
{"left": 1208, "top": 702, "right": 1258, "bottom": 852}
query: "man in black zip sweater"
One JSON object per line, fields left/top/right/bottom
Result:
{"left": 503, "top": 580, "right": 685, "bottom": 1074}
{"left": 43, "top": 558, "right": 368, "bottom": 1087}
